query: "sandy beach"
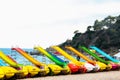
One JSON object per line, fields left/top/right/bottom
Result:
{"left": 17, "top": 70, "right": 120, "bottom": 80}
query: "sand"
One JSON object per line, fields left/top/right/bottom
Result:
{"left": 17, "top": 70, "right": 120, "bottom": 80}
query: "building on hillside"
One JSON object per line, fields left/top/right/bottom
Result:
{"left": 113, "top": 52, "right": 120, "bottom": 60}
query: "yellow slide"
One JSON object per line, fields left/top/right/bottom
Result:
{"left": 34, "top": 46, "right": 71, "bottom": 75}
{"left": 65, "top": 46, "right": 96, "bottom": 65}
{"left": 2, "top": 50, "right": 42, "bottom": 78}
{"left": 51, "top": 46, "right": 84, "bottom": 66}
{"left": 0, "top": 51, "right": 34, "bottom": 79}
{"left": 65, "top": 46, "right": 101, "bottom": 71}
{"left": 12, "top": 47, "right": 49, "bottom": 76}
{"left": 0, "top": 51, "right": 20, "bottom": 68}
{"left": 0, "top": 51, "right": 19, "bottom": 79}
{"left": 51, "top": 46, "right": 88, "bottom": 73}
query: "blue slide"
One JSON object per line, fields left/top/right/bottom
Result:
{"left": 0, "top": 59, "right": 7, "bottom": 66}
{"left": 48, "top": 52, "right": 65, "bottom": 63}
{"left": 90, "top": 46, "right": 119, "bottom": 63}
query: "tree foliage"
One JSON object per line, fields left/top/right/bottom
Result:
{"left": 60, "top": 15, "right": 120, "bottom": 53}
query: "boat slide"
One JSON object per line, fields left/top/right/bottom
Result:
{"left": 65, "top": 46, "right": 100, "bottom": 71}
{"left": 0, "top": 51, "right": 28, "bottom": 79}
{"left": 0, "top": 50, "right": 40, "bottom": 78}
{"left": 34, "top": 46, "right": 71, "bottom": 74}
{"left": 79, "top": 46, "right": 116, "bottom": 71}
{"left": 51, "top": 46, "right": 96, "bottom": 73}
{"left": 90, "top": 46, "right": 120, "bottom": 69}
{"left": 12, "top": 47, "right": 50, "bottom": 76}
{"left": 48, "top": 52, "right": 80, "bottom": 73}
{"left": 65, "top": 46, "right": 96, "bottom": 65}
{"left": 90, "top": 46, "right": 119, "bottom": 63}
{"left": 48, "top": 52, "right": 65, "bottom": 63}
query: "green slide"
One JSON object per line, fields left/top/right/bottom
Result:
{"left": 34, "top": 46, "right": 71, "bottom": 74}
{"left": 79, "top": 46, "right": 112, "bottom": 71}
{"left": 34, "top": 46, "right": 66, "bottom": 67}
{"left": 79, "top": 46, "right": 110, "bottom": 64}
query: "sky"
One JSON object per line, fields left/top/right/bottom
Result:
{"left": 0, "top": 0, "right": 120, "bottom": 48}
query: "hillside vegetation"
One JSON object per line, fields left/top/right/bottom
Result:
{"left": 59, "top": 15, "right": 120, "bottom": 54}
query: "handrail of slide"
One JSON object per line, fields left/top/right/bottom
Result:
{"left": 11, "top": 47, "right": 43, "bottom": 67}
{"left": 0, "top": 51, "right": 20, "bottom": 68}
{"left": 51, "top": 46, "right": 84, "bottom": 66}
{"left": 90, "top": 46, "right": 119, "bottom": 63}
{"left": 7, "top": 55, "right": 18, "bottom": 63}
{"left": 34, "top": 46, "right": 67, "bottom": 67}
{"left": 65, "top": 46, "right": 96, "bottom": 65}
{"left": 79, "top": 46, "right": 110, "bottom": 65}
